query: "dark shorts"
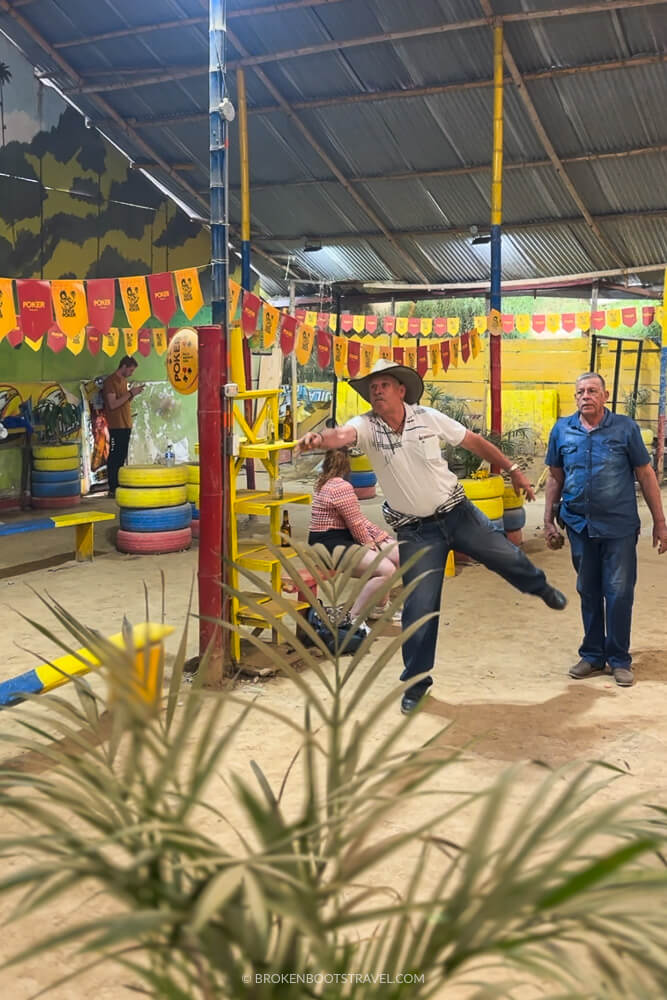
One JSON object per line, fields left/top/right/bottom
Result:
{"left": 308, "top": 528, "right": 356, "bottom": 553}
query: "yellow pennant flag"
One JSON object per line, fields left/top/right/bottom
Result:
{"left": 405, "top": 345, "right": 417, "bottom": 370}
{"left": 488, "top": 309, "right": 502, "bottom": 336}
{"left": 228, "top": 280, "right": 241, "bottom": 321}
{"left": 295, "top": 323, "right": 315, "bottom": 365}
{"left": 66, "top": 328, "right": 86, "bottom": 355}
{"left": 118, "top": 276, "right": 151, "bottom": 330}
{"left": 656, "top": 304, "right": 664, "bottom": 329}
{"left": 153, "top": 328, "right": 167, "bottom": 355}
{"left": 420, "top": 317, "right": 433, "bottom": 336}
{"left": 474, "top": 315, "right": 487, "bottom": 334}
{"left": 428, "top": 342, "right": 440, "bottom": 376}
{"left": 262, "top": 304, "right": 280, "bottom": 348}
{"left": 547, "top": 313, "right": 561, "bottom": 333}
{"left": 352, "top": 314, "right": 365, "bottom": 334}
{"left": 395, "top": 316, "right": 409, "bottom": 336}
{"left": 24, "top": 335, "right": 43, "bottom": 352}
{"left": 123, "top": 328, "right": 138, "bottom": 355}
{"left": 333, "top": 336, "right": 348, "bottom": 378}
{"left": 470, "top": 329, "right": 481, "bottom": 359}
{"left": 607, "top": 308, "right": 621, "bottom": 329}
{"left": 103, "top": 328, "right": 120, "bottom": 357}
{"left": 576, "top": 311, "right": 591, "bottom": 332}
{"left": 447, "top": 316, "right": 460, "bottom": 336}
{"left": 450, "top": 338, "right": 459, "bottom": 367}
{"left": 174, "top": 268, "right": 204, "bottom": 321}
{"left": 0, "top": 278, "right": 17, "bottom": 340}
{"left": 378, "top": 342, "right": 392, "bottom": 361}
{"left": 516, "top": 313, "right": 531, "bottom": 335}
{"left": 359, "top": 340, "right": 376, "bottom": 376}
{"left": 305, "top": 310, "right": 317, "bottom": 329}
{"left": 51, "top": 280, "right": 88, "bottom": 339}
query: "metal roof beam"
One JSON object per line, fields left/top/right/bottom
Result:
{"left": 223, "top": 27, "right": 430, "bottom": 281}
{"left": 252, "top": 206, "right": 667, "bottom": 243}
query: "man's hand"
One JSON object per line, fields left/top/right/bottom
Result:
{"left": 510, "top": 467, "right": 535, "bottom": 502}
{"left": 544, "top": 522, "right": 565, "bottom": 550}
{"left": 130, "top": 383, "right": 145, "bottom": 398}
{"left": 295, "top": 431, "right": 322, "bottom": 456}
{"left": 653, "top": 520, "right": 667, "bottom": 554}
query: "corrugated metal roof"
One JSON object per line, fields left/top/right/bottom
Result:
{"left": 1, "top": 0, "right": 665, "bottom": 294}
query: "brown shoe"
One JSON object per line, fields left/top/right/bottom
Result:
{"left": 569, "top": 659, "right": 604, "bottom": 679}
{"left": 612, "top": 667, "right": 634, "bottom": 687}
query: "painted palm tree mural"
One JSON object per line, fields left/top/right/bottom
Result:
{"left": 0, "top": 61, "right": 11, "bottom": 147}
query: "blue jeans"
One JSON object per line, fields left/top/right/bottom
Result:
{"left": 566, "top": 527, "right": 637, "bottom": 669}
{"left": 397, "top": 499, "right": 548, "bottom": 698}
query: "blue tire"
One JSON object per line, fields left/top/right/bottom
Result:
{"left": 119, "top": 503, "right": 193, "bottom": 533}
{"left": 191, "top": 503, "right": 200, "bottom": 520}
{"left": 32, "top": 468, "right": 80, "bottom": 483}
{"left": 489, "top": 516, "right": 505, "bottom": 532}
{"left": 348, "top": 470, "right": 377, "bottom": 489}
{"left": 503, "top": 506, "right": 527, "bottom": 533}
{"left": 31, "top": 478, "right": 80, "bottom": 498}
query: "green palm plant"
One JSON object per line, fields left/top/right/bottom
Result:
{"left": 0, "top": 60, "right": 11, "bottom": 148}
{"left": 0, "top": 547, "right": 666, "bottom": 999}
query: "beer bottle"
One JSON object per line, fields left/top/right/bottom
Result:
{"left": 280, "top": 509, "right": 292, "bottom": 547}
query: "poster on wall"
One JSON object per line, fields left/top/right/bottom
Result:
{"left": 80, "top": 380, "right": 109, "bottom": 494}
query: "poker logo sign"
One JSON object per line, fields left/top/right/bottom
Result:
{"left": 166, "top": 327, "right": 199, "bottom": 395}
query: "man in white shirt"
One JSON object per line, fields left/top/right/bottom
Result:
{"left": 297, "top": 359, "right": 566, "bottom": 713}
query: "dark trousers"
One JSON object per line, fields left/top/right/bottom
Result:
{"left": 397, "top": 499, "right": 548, "bottom": 698}
{"left": 566, "top": 527, "right": 637, "bottom": 669}
{"left": 107, "top": 428, "right": 131, "bottom": 493}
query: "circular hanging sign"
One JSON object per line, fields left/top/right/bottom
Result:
{"left": 166, "top": 327, "right": 199, "bottom": 395}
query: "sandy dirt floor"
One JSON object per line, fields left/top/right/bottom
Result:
{"left": 1, "top": 472, "right": 666, "bottom": 998}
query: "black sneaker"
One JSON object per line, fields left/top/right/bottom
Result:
{"left": 540, "top": 585, "right": 567, "bottom": 610}
{"left": 400, "top": 690, "right": 428, "bottom": 715}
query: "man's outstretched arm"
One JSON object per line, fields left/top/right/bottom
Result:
{"left": 296, "top": 425, "right": 357, "bottom": 454}
{"left": 460, "top": 430, "right": 535, "bottom": 500}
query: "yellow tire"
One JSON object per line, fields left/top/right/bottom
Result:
{"left": 186, "top": 483, "right": 200, "bottom": 504}
{"left": 118, "top": 465, "right": 187, "bottom": 488}
{"left": 187, "top": 463, "right": 200, "bottom": 484}
{"left": 350, "top": 453, "right": 373, "bottom": 473}
{"left": 33, "top": 444, "right": 79, "bottom": 460}
{"left": 33, "top": 457, "right": 80, "bottom": 472}
{"left": 472, "top": 496, "right": 504, "bottom": 520}
{"left": 116, "top": 485, "right": 188, "bottom": 509}
{"left": 461, "top": 475, "right": 504, "bottom": 500}
{"left": 503, "top": 485, "right": 525, "bottom": 510}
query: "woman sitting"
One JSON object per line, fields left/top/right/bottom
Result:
{"left": 308, "top": 449, "right": 399, "bottom": 625}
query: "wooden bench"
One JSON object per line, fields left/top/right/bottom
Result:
{"left": 0, "top": 510, "right": 115, "bottom": 562}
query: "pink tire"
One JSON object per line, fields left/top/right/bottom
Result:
{"left": 31, "top": 495, "right": 81, "bottom": 510}
{"left": 354, "top": 485, "right": 377, "bottom": 500}
{"left": 191, "top": 519, "right": 199, "bottom": 538}
{"left": 116, "top": 527, "right": 192, "bottom": 554}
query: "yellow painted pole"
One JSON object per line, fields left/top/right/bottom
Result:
{"left": 489, "top": 22, "right": 504, "bottom": 440}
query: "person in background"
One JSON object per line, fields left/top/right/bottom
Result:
{"left": 544, "top": 372, "right": 667, "bottom": 687}
{"left": 102, "top": 355, "right": 144, "bottom": 497}
{"left": 308, "top": 448, "right": 400, "bottom": 630}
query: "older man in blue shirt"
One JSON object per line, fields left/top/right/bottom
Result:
{"left": 545, "top": 372, "right": 667, "bottom": 687}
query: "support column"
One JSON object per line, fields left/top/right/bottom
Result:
{"left": 489, "top": 22, "right": 504, "bottom": 439}
{"left": 237, "top": 67, "right": 256, "bottom": 489}
{"left": 657, "top": 268, "right": 667, "bottom": 483}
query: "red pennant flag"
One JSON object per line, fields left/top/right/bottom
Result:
{"left": 460, "top": 331, "right": 470, "bottom": 363}
{"left": 440, "top": 340, "right": 450, "bottom": 372}
{"left": 86, "top": 327, "right": 101, "bottom": 355}
{"left": 383, "top": 315, "right": 395, "bottom": 334}
{"left": 561, "top": 313, "right": 576, "bottom": 333}
{"left": 408, "top": 317, "right": 421, "bottom": 336}
{"left": 433, "top": 317, "right": 447, "bottom": 337}
{"left": 148, "top": 272, "right": 177, "bottom": 325}
{"left": 365, "top": 315, "right": 378, "bottom": 334}
{"left": 622, "top": 307, "right": 637, "bottom": 328}
{"left": 138, "top": 328, "right": 152, "bottom": 357}
{"left": 347, "top": 339, "right": 361, "bottom": 377}
{"left": 167, "top": 327, "right": 179, "bottom": 345}
{"left": 7, "top": 327, "right": 24, "bottom": 348}
{"left": 47, "top": 325, "right": 67, "bottom": 353}
{"left": 393, "top": 347, "right": 404, "bottom": 365}
{"left": 642, "top": 306, "right": 655, "bottom": 326}
{"left": 501, "top": 314, "right": 515, "bottom": 334}
{"left": 316, "top": 329, "right": 331, "bottom": 369}
{"left": 317, "top": 312, "right": 330, "bottom": 331}
{"left": 16, "top": 279, "right": 53, "bottom": 341}
{"left": 241, "top": 291, "right": 261, "bottom": 336}
{"left": 532, "top": 314, "right": 546, "bottom": 333}
{"left": 340, "top": 313, "right": 354, "bottom": 333}
{"left": 416, "top": 345, "right": 429, "bottom": 376}
{"left": 86, "top": 278, "right": 116, "bottom": 335}
{"left": 294, "top": 307, "right": 306, "bottom": 325}
{"left": 279, "top": 313, "right": 296, "bottom": 355}
{"left": 591, "top": 310, "right": 606, "bottom": 330}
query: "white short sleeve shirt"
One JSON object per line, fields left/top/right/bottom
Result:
{"left": 346, "top": 404, "right": 467, "bottom": 517}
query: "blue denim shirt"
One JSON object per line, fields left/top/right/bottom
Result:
{"left": 545, "top": 409, "right": 650, "bottom": 538}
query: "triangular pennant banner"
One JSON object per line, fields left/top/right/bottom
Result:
{"left": 433, "top": 317, "right": 447, "bottom": 337}
{"left": 66, "top": 328, "right": 86, "bottom": 356}
{"left": 392, "top": 347, "right": 404, "bottom": 365}
{"left": 123, "top": 328, "right": 138, "bottom": 355}
{"left": 440, "top": 340, "right": 450, "bottom": 372}
{"left": 148, "top": 272, "right": 177, "bottom": 325}
{"left": 329, "top": 313, "right": 337, "bottom": 332}
{"left": 405, "top": 345, "right": 416, "bottom": 371}
{"left": 17, "top": 279, "right": 53, "bottom": 341}
{"left": 561, "top": 313, "right": 576, "bottom": 333}
{"left": 460, "top": 330, "right": 470, "bottom": 363}
{"left": 395, "top": 317, "right": 409, "bottom": 336}
{"left": 24, "top": 334, "right": 43, "bottom": 352}
{"left": 47, "top": 326, "right": 67, "bottom": 353}
{"left": 416, "top": 344, "right": 429, "bottom": 376}
{"left": 474, "top": 315, "right": 487, "bottom": 335}
{"left": 470, "top": 329, "right": 481, "bottom": 359}
{"left": 228, "top": 280, "right": 241, "bottom": 321}
{"left": 365, "top": 315, "right": 378, "bottom": 335}
{"left": 340, "top": 313, "right": 354, "bottom": 333}
{"left": 174, "top": 268, "right": 204, "bottom": 321}
{"left": 0, "top": 278, "right": 18, "bottom": 340}
{"left": 86, "top": 327, "right": 101, "bottom": 356}
{"left": 502, "top": 314, "right": 515, "bottom": 334}
{"left": 378, "top": 343, "right": 392, "bottom": 361}
{"left": 428, "top": 342, "right": 440, "bottom": 376}
{"left": 622, "top": 307, "right": 637, "bottom": 328}
{"left": 317, "top": 312, "right": 330, "bottom": 331}
{"left": 516, "top": 313, "right": 531, "bottom": 334}
{"left": 532, "top": 314, "right": 546, "bottom": 333}
{"left": 7, "top": 327, "right": 24, "bottom": 348}
{"left": 546, "top": 313, "right": 561, "bottom": 333}
{"left": 420, "top": 317, "right": 433, "bottom": 336}
{"left": 316, "top": 329, "right": 331, "bottom": 369}
{"left": 607, "top": 308, "right": 621, "bottom": 329}
{"left": 262, "top": 304, "right": 280, "bottom": 349}
{"left": 279, "top": 313, "right": 296, "bottom": 355}
{"left": 447, "top": 317, "right": 460, "bottom": 336}
{"left": 305, "top": 310, "right": 317, "bottom": 329}
{"left": 241, "top": 291, "right": 261, "bottom": 336}
{"left": 450, "top": 338, "right": 459, "bottom": 367}
{"left": 333, "top": 336, "right": 347, "bottom": 377}
{"left": 103, "top": 328, "right": 120, "bottom": 357}
{"left": 50, "top": 279, "right": 88, "bottom": 340}
{"left": 642, "top": 306, "right": 655, "bottom": 326}
{"left": 346, "top": 338, "right": 361, "bottom": 377}
{"left": 408, "top": 317, "right": 420, "bottom": 336}
{"left": 294, "top": 308, "right": 306, "bottom": 325}
{"left": 591, "top": 310, "right": 606, "bottom": 330}
{"left": 295, "top": 323, "right": 315, "bottom": 365}
{"left": 119, "top": 276, "right": 151, "bottom": 330}
{"left": 359, "top": 340, "right": 375, "bottom": 376}
{"left": 576, "top": 311, "right": 591, "bottom": 332}
{"left": 153, "top": 328, "right": 167, "bottom": 355}
{"left": 86, "top": 278, "right": 115, "bottom": 335}
{"left": 352, "top": 315, "right": 365, "bottom": 334}
{"left": 382, "top": 316, "right": 395, "bottom": 335}
{"left": 138, "top": 328, "right": 152, "bottom": 357}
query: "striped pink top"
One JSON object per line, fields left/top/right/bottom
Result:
{"left": 310, "top": 477, "right": 390, "bottom": 547}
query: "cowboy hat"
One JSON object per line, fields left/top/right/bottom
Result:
{"left": 348, "top": 358, "right": 424, "bottom": 405}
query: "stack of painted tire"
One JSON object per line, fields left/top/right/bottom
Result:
{"left": 32, "top": 443, "right": 81, "bottom": 510}
{"left": 116, "top": 465, "right": 191, "bottom": 554}
{"left": 502, "top": 484, "right": 526, "bottom": 546}
{"left": 349, "top": 453, "right": 377, "bottom": 500}
{"left": 187, "top": 463, "right": 200, "bottom": 538}
{"left": 461, "top": 475, "right": 504, "bottom": 531}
